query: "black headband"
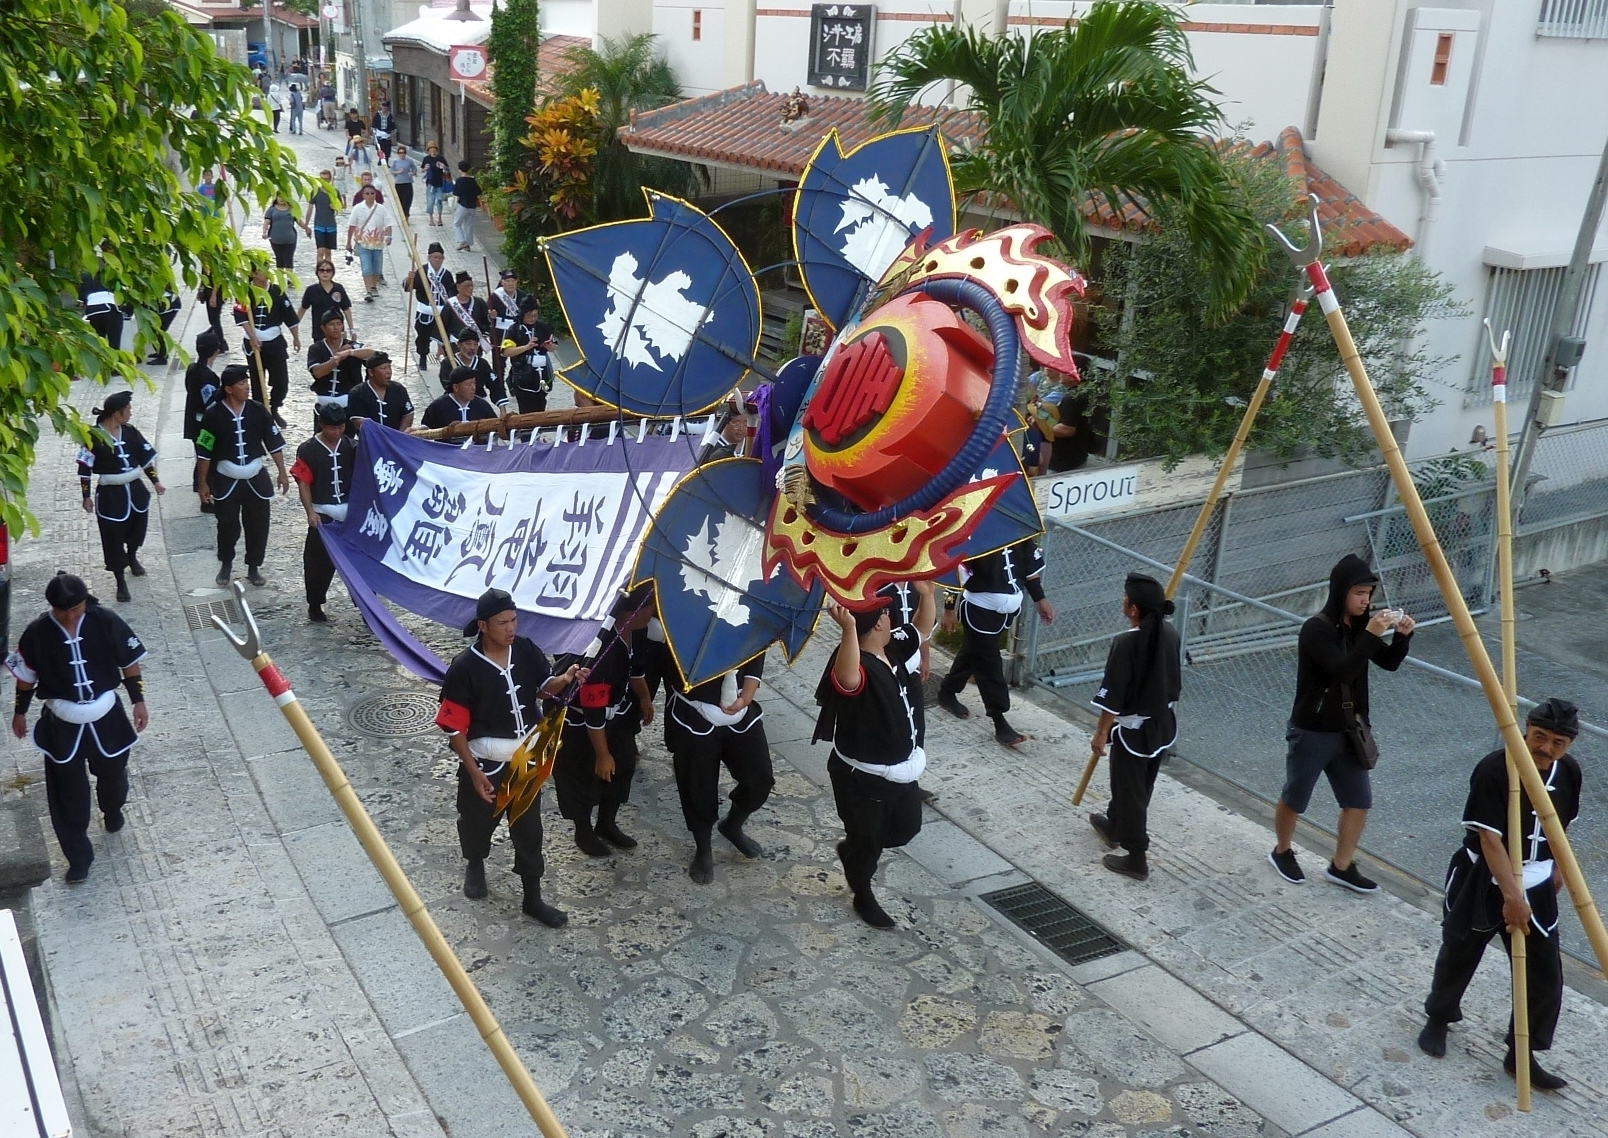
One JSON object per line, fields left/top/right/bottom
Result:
{"left": 1527, "top": 698, "right": 1580, "bottom": 738}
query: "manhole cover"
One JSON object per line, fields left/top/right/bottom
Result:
{"left": 185, "top": 598, "right": 242, "bottom": 631}
{"left": 981, "top": 881, "right": 1126, "bottom": 967}
{"left": 348, "top": 691, "right": 440, "bottom": 737}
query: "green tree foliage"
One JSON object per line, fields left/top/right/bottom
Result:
{"left": 1084, "top": 150, "right": 1463, "bottom": 466}
{"left": 489, "top": 0, "right": 541, "bottom": 276}
{"left": 1, "top": 0, "right": 306, "bottom": 534}
{"left": 550, "top": 32, "right": 705, "bottom": 221}
{"left": 870, "top": 0, "right": 1263, "bottom": 319}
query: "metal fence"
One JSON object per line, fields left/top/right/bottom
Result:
{"left": 1021, "top": 422, "right": 1608, "bottom": 964}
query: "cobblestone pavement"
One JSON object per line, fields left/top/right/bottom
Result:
{"left": 3, "top": 129, "right": 1604, "bottom": 1138}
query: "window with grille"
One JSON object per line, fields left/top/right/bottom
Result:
{"left": 1537, "top": 0, "right": 1608, "bottom": 38}
{"left": 1466, "top": 263, "right": 1602, "bottom": 406}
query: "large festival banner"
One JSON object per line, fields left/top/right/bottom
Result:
{"left": 322, "top": 424, "right": 705, "bottom": 661}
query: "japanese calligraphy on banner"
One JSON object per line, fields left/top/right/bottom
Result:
{"left": 448, "top": 44, "right": 489, "bottom": 81}
{"left": 808, "top": 4, "right": 874, "bottom": 91}
{"left": 323, "top": 423, "right": 703, "bottom": 656}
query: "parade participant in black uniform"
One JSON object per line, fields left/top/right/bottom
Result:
{"left": 503, "top": 298, "right": 556, "bottom": 415}
{"left": 79, "top": 272, "right": 122, "bottom": 348}
{"left": 437, "top": 329, "right": 500, "bottom": 405}
{"left": 876, "top": 581, "right": 931, "bottom": 680}
{"left": 305, "top": 310, "right": 373, "bottom": 425}
{"left": 435, "top": 588, "right": 587, "bottom": 927}
{"left": 345, "top": 353, "right": 414, "bottom": 432}
{"left": 236, "top": 266, "right": 301, "bottom": 422}
{"left": 297, "top": 261, "right": 355, "bottom": 335}
{"left": 184, "top": 329, "right": 225, "bottom": 511}
{"left": 77, "top": 392, "right": 164, "bottom": 603}
{"left": 197, "top": 267, "right": 226, "bottom": 341}
{"left": 1087, "top": 573, "right": 1181, "bottom": 881}
{"left": 553, "top": 590, "right": 655, "bottom": 857}
{"left": 816, "top": 579, "right": 938, "bottom": 929}
{"left": 404, "top": 243, "right": 452, "bottom": 372}
{"left": 488, "top": 268, "right": 531, "bottom": 385}
{"left": 7, "top": 573, "right": 149, "bottom": 882}
{"left": 441, "top": 270, "right": 490, "bottom": 358}
{"left": 1416, "top": 699, "right": 1583, "bottom": 1090}
{"left": 936, "top": 538, "right": 1054, "bottom": 746}
{"left": 421, "top": 366, "right": 498, "bottom": 432}
{"left": 667, "top": 652, "right": 774, "bottom": 884}
{"left": 147, "top": 290, "right": 182, "bottom": 365}
{"left": 196, "top": 365, "right": 288, "bottom": 587}
{"left": 290, "top": 404, "right": 358, "bottom": 623}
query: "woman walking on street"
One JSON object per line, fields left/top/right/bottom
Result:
{"left": 267, "top": 83, "right": 284, "bottom": 133}
{"left": 304, "top": 172, "right": 342, "bottom": 265}
{"left": 389, "top": 144, "right": 417, "bottom": 221}
{"left": 452, "top": 161, "right": 481, "bottom": 251}
{"left": 420, "top": 143, "right": 450, "bottom": 226}
{"left": 262, "top": 196, "right": 310, "bottom": 270}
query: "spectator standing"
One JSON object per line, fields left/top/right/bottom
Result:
{"left": 1269, "top": 554, "right": 1414, "bottom": 892}
{"left": 287, "top": 84, "right": 304, "bottom": 134}
{"left": 345, "top": 185, "right": 395, "bottom": 302}
{"left": 452, "top": 160, "right": 481, "bottom": 251}
{"left": 371, "top": 101, "right": 397, "bottom": 160}
{"left": 262, "top": 196, "right": 309, "bottom": 270}
{"left": 420, "top": 143, "right": 451, "bottom": 226}
{"left": 266, "top": 83, "right": 284, "bottom": 133}
{"left": 304, "top": 172, "right": 342, "bottom": 264}
{"left": 317, "top": 80, "right": 337, "bottom": 129}
{"left": 389, "top": 145, "right": 417, "bottom": 220}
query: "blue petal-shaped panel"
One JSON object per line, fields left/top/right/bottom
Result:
{"left": 936, "top": 432, "right": 1044, "bottom": 588}
{"left": 634, "top": 457, "right": 823, "bottom": 687}
{"left": 545, "top": 193, "right": 762, "bottom": 416}
{"left": 792, "top": 127, "right": 956, "bottom": 330}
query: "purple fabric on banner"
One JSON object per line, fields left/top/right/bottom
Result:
{"left": 751, "top": 382, "right": 778, "bottom": 486}
{"left": 320, "top": 422, "right": 702, "bottom": 663}
{"left": 319, "top": 527, "right": 448, "bottom": 685}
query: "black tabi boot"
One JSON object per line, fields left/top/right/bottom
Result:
{"left": 215, "top": 560, "right": 233, "bottom": 586}
{"left": 853, "top": 887, "right": 896, "bottom": 930}
{"left": 992, "top": 713, "right": 1028, "bottom": 747}
{"left": 1417, "top": 1019, "right": 1448, "bottom": 1058}
{"left": 521, "top": 876, "right": 567, "bottom": 928}
{"left": 1102, "top": 851, "right": 1149, "bottom": 881}
{"left": 689, "top": 828, "right": 714, "bottom": 885}
{"left": 104, "top": 810, "right": 125, "bottom": 833}
{"left": 573, "top": 815, "right": 610, "bottom": 857}
{"left": 113, "top": 571, "right": 131, "bottom": 603}
{"left": 462, "top": 858, "right": 487, "bottom": 899}
{"left": 718, "top": 810, "right": 762, "bottom": 858}
{"left": 246, "top": 565, "right": 267, "bottom": 587}
{"left": 595, "top": 803, "right": 637, "bottom": 850}
{"left": 1505, "top": 1048, "right": 1568, "bottom": 1091}
{"left": 308, "top": 605, "right": 329, "bottom": 623}
{"left": 128, "top": 554, "right": 146, "bottom": 577}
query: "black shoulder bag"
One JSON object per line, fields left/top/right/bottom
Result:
{"left": 1339, "top": 681, "right": 1380, "bottom": 769}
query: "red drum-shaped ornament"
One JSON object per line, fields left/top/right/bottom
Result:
{"left": 800, "top": 292, "right": 993, "bottom": 511}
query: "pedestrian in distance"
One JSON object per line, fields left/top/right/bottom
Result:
{"left": 436, "top": 588, "right": 589, "bottom": 927}
{"left": 298, "top": 260, "right": 355, "bottom": 337}
{"left": 304, "top": 172, "right": 343, "bottom": 265}
{"left": 262, "top": 195, "right": 310, "bottom": 270}
{"left": 389, "top": 144, "right": 417, "bottom": 220}
{"left": 287, "top": 83, "right": 304, "bottom": 134}
{"left": 7, "top": 572, "right": 149, "bottom": 883}
{"left": 1416, "top": 698, "right": 1582, "bottom": 1091}
{"left": 78, "top": 391, "right": 164, "bottom": 603}
{"left": 345, "top": 352, "right": 413, "bottom": 433}
{"left": 421, "top": 366, "right": 498, "bottom": 433}
{"left": 420, "top": 142, "right": 451, "bottom": 225}
{"left": 183, "top": 329, "right": 225, "bottom": 510}
{"left": 1087, "top": 573, "right": 1181, "bottom": 881}
{"left": 816, "top": 580, "right": 938, "bottom": 929}
{"left": 317, "top": 80, "right": 337, "bottom": 129}
{"left": 291, "top": 403, "right": 358, "bottom": 623}
{"left": 451, "top": 160, "right": 481, "bottom": 251}
{"left": 371, "top": 101, "right": 396, "bottom": 160}
{"left": 343, "top": 107, "right": 365, "bottom": 147}
{"left": 195, "top": 365, "right": 289, "bottom": 587}
{"left": 936, "top": 538, "right": 1055, "bottom": 747}
{"left": 266, "top": 83, "right": 284, "bottom": 132}
{"left": 347, "top": 133, "right": 374, "bottom": 176}
{"left": 344, "top": 184, "right": 395, "bottom": 302}
{"left": 1269, "top": 553, "right": 1414, "bottom": 893}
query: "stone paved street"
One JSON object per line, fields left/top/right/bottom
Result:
{"left": 3, "top": 128, "right": 1606, "bottom": 1138}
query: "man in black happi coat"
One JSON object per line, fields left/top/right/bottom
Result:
{"left": 196, "top": 365, "right": 288, "bottom": 587}
{"left": 78, "top": 391, "right": 164, "bottom": 602}
{"left": 290, "top": 403, "right": 358, "bottom": 623}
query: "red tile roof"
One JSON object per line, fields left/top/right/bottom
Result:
{"left": 620, "top": 84, "right": 1411, "bottom": 255}
{"left": 460, "top": 34, "right": 590, "bottom": 109}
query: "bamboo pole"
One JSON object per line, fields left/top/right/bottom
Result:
{"left": 1288, "top": 223, "right": 1608, "bottom": 982}
{"left": 211, "top": 589, "right": 570, "bottom": 1137}
{"left": 1488, "top": 320, "right": 1531, "bottom": 1110}
{"left": 378, "top": 162, "right": 458, "bottom": 374}
{"left": 1072, "top": 275, "right": 1316, "bottom": 807}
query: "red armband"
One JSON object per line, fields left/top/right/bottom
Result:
{"left": 579, "top": 682, "right": 612, "bottom": 709}
{"left": 831, "top": 666, "right": 865, "bottom": 696}
{"left": 289, "top": 457, "right": 314, "bottom": 485}
{"left": 435, "top": 699, "right": 470, "bottom": 734}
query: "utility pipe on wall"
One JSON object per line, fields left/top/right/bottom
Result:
{"left": 1385, "top": 128, "right": 1445, "bottom": 260}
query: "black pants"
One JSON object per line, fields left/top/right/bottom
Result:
{"left": 672, "top": 721, "right": 774, "bottom": 832}
{"left": 1107, "top": 738, "right": 1163, "bottom": 855}
{"left": 96, "top": 509, "right": 148, "bottom": 575}
{"left": 512, "top": 385, "right": 548, "bottom": 416}
{"left": 45, "top": 751, "right": 129, "bottom": 870}
{"left": 248, "top": 338, "right": 290, "bottom": 414}
{"left": 456, "top": 762, "right": 545, "bottom": 880}
{"left": 1425, "top": 910, "right": 1564, "bottom": 1051}
{"left": 940, "top": 604, "right": 1010, "bottom": 716}
{"left": 270, "top": 241, "right": 297, "bottom": 269}
{"left": 828, "top": 752, "right": 923, "bottom": 893}
{"left": 394, "top": 183, "right": 413, "bottom": 219}
{"left": 304, "top": 525, "right": 336, "bottom": 606}
{"left": 88, "top": 308, "right": 123, "bottom": 349}
{"left": 214, "top": 492, "right": 271, "bottom": 567}
{"left": 552, "top": 721, "right": 639, "bottom": 821}
{"left": 414, "top": 319, "right": 438, "bottom": 370}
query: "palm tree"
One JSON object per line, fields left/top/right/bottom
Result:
{"left": 870, "top": 1, "right": 1263, "bottom": 319}
{"left": 553, "top": 32, "right": 707, "bottom": 221}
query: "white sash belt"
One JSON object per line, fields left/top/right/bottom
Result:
{"left": 416, "top": 301, "right": 435, "bottom": 317}
{"left": 218, "top": 458, "right": 264, "bottom": 480}
{"left": 315, "top": 503, "right": 349, "bottom": 522}
{"left": 47, "top": 692, "right": 116, "bottom": 724}
{"left": 838, "top": 745, "right": 927, "bottom": 784}
{"left": 85, "top": 291, "right": 115, "bottom": 305}
{"left": 254, "top": 325, "right": 283, "bottom": 342}
{"left": 314, "top": 392, "right": 349, "bottom": 408}
{"left": 469, "top": 735, "right": 521, "bottom": 774}
{"left": 99, "top": 468, "right": 143, "bottom": 486}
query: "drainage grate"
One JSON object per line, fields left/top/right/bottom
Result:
{"left": 185, "top": 599, "right": 242, "bottom": 631}
{"left": 981, "top": 882, "right": 1126, "bottom": 967}
{"left": 348, "top": 691, "right": 441, "bottom": 737}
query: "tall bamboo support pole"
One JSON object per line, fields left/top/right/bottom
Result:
{"left": 1276, "top": 204, "right": 1608, "bottom": 982}
{"left": 1487, "top": 320, "right": 1531, "bottom": 1109}
{"left": 378, "top": 163, "right": 459, "bottom": 372}
{"left": 210, "top": 585, "right": 570, "bottom": 1137}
